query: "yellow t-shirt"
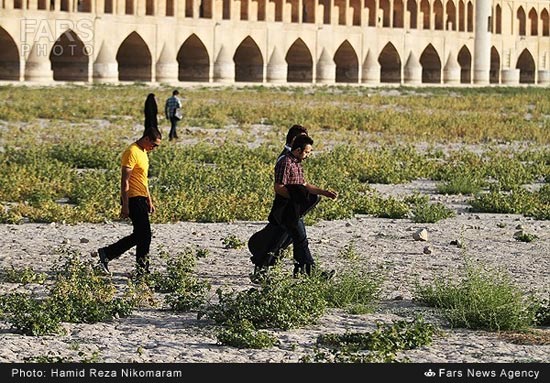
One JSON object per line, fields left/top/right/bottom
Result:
{"left": 121, "top": 143, "right": 149, "bottom": 198}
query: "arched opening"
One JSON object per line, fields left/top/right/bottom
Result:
{"left": 420, "top": 44, "right": 441, "bottom": 83}
{"left": 517, "top": 7, "right": 526, "bottom": 36}
{"left": 349, "top": 0, "right": 361, "bottom": 26}
{"left": 365, "top": 0, "right": 376, "bottom": 26}
{"left": 78, "top": 0, "right": 92, "bottom": 12}
{"left": 0, "top": 27, "right": 20, "bottom": 81}
{"left": 146, "top": 0, "right": 155, "bottom": 15}
{"left": 240, "top": 0, "right": 249, "bottom": 20}
{"left": 234, "top": 36, "right": 264, "bottom": 82}
{"left": 335, "top": 0, "right": 346, "bottom": 25}
{"left": 271, "top": 0, "right": 284, "bottom": 22}
{"left": 116, "top": 32, "right": 152, "bottom": 82}
{"left": 490, "top": 46, "right": 500, "bottom": 84}
{"left": 334, "top": 40, "right": 358, "bottom": 83}
{"left": 467, "top": 1, "right": 473, "bottom": 32}
{"left": 177, "top": 34, "right": 210, "bottom": 82}
{"left": 528, "top": 8, "right": 538, "bottom": 36}
{"left": 420, "top": 0, "right": 430, "bottom": 29}
{"left": 166, "top": 0, "right": 175, "bottom": 16}
{"left": 446, "top": 0, "right": 456, "bottom": 30}
{"left": 516, "top": 49, "right": 535, "bottom": 84}
{"left": 458, "top": 0, "right": 465, "bottom": 31}
{"left": 407, "top": 0, "right": 417, "bottom": 29}
{"left": 200, "top": 0, "right": 213, "bottom": 18}
{"left": 378, "top": 42, "right": 401, "bottom": 83}
{"left": 542, "top": 9, "right": 550, "bottom": 37}
{"left": 257, "top": 0, "right": 267, "bottom": 21}
{"left": 105, "top": 0, "right": 113, "bottom": 13}
{"left": 495, "top": 4, "right": 502, "bottom": 34}
{"left": 125, "top": 0, "right": 134, "bottom": 15}
{"left": 434, "top": 0, "right": 444, "bottom": 30}
{"left": 50, "top": 30, "right": 89, "bottom": 81}
{"left": 303, "top": 0, "right": 316, "bottom": 23}
{"left": 286, "top": 39, "right": 313, "bottom": 83}
{"left": 393, "top": 0, "right": 404, "bottom": 28}
{"left": 222, "top": 0, "right": 231, "bottom": 19}
{"left": 380, "top": 0, "right": 391, "bottom": 27}
{"left": 457, "top": 45, "right": 471, "bottom": 84}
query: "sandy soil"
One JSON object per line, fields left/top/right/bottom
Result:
{"left": 0, "top": 180, "right": 548, "bottom": 363}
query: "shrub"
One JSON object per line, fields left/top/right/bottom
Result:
{"left": 322, "top": 258, "right": 383, "bottom": 314}
{"left": 149, "top": 249, "right": 210, "bottom": 312}
{"left": 414, "top": 259, "right": 536, "bottom": 331}
{"left": 48, "top": 249, "right": 135, "bottom": 323}
{"left": 0, "top": 293, "right": 63, "bottom": 336}
{"left": 1, "top": 266, "right": 47, "bottom": 284}
{"left": 215, "top": 319, "right": 278, "bottom": 349}
{"left": 411, "top": 201, "right": 456, "bottom": 223}
{"left": 305, "top": 317, "right": 437, "bottom": 363}
{"left": 198, "top": 267, "right": 327, "bottom": 330}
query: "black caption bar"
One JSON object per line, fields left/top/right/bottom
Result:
{"left": 1, "top": 363, "right": 547, "bottom": 383}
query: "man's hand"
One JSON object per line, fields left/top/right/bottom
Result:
{"left": 323, "top": 189, "right": 338, "bottom": 200}
{"left": 147, "top": 197, "right": 155, "bottom": 214}
{"left": 120, "top": 205, "right": 130, "bottom": 219}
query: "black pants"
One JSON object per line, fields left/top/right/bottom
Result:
{"left": 281, "top": 217, "right": 314, "bottom": 267}
{"left": 169, "top": 116, "right": 179, "bottom": 140}
{"left": 103, "top": 196, "right": 151, "bottom": 272}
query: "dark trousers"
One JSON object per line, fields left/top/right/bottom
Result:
{"left": 281, "top": 218, "right": 314, "bottom": 276}
{"left": 169, "top": 116, "right": 179, "bottom": 140}
{"left": 104, "top": 196, "right": 151, "bottom": 272}
{"left": 277, "top": 194, "right": 320, "bottom": 262}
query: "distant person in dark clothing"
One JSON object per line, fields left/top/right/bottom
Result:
{"left": 270, "top": 134, "right": 338, "bottom": 277}
{"left": 144, "top": 93, "right": 158, "bottom": 133}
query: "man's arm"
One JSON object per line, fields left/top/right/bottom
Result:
{"left": 274, "top": 182, "right": 290, "bottom": 199}
{"left": 146, "top": 186, "right": 155, "bottom": 214}
{"left": 165, "top": 99, "right": 171, "bottom": 119}
{"left": 120, "top": 166, "right": 132, "bottom": 218}
{"left": 304, "top": 183, "right": 338, "bottom": 200}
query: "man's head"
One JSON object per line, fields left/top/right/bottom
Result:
{"left": 285, "top": 124, "right": 308, "bottom": 146}
{"left": 290, "top": 134, "right": 313, "bottom": 161}
{"left": 141, "top": 127, "right": 162, "bottom": 151}
{"left": 172, "top": 90, "right": 179, "bottom": 96}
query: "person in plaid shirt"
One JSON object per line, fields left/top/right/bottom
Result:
{"left": 164, "top": 89, "right": 182, "bottom": 141}
{"left": 272, "top": 134, "right": 338, "bottom": 277}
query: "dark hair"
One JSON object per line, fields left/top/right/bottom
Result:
{"left": 172, "top": 89, "right": 179, "bottom": 95}
{"left": 285, "top": 124, "right": 308, "bottom": 145}
{"left": 291, "top": 134, "right": 313, "bottom": 152}
{"left": 143, "top": 127, "right": 162, "bottom": 141}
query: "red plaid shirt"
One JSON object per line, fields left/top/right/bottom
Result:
{"left": 274, "top": 153, "right": 305, "bottom": 185}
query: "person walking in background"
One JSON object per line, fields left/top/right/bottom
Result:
{"left": 95, "top": 127, "right": 162, "bottom": 280}
{"left": 269, "top": 134, "right": 338, "bottom": 278}
{"left": 144, "top": 93, "right": 158, "bottom": 133}
{"left": 165, "top": 89, "right": 182, "bottom": 141}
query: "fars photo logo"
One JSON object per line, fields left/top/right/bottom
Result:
{"left": 424, "top": 369, "right": 436, "bottom": 378}
{"left": 20, "top": 18, "right": 94, "bottom": 57}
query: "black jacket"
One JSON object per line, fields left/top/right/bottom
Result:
{"left": 268, "top": 184, "right": 313, "bottom": 226}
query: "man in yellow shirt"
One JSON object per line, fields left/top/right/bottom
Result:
{"left": 95, "top": 127, "right": 162, "bottom": 278}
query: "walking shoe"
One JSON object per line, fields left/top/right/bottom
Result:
{"left": 293, "top": 263, "right": 304, "bottom": 278}
{"left": 320, "top": 269, "right": 336, "bottom": 281}
{"left": 97, "top": 248, "right": 111, "bottom": 275}
{"left": 250, "top": 266, "right": 269, "bottom": 284}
